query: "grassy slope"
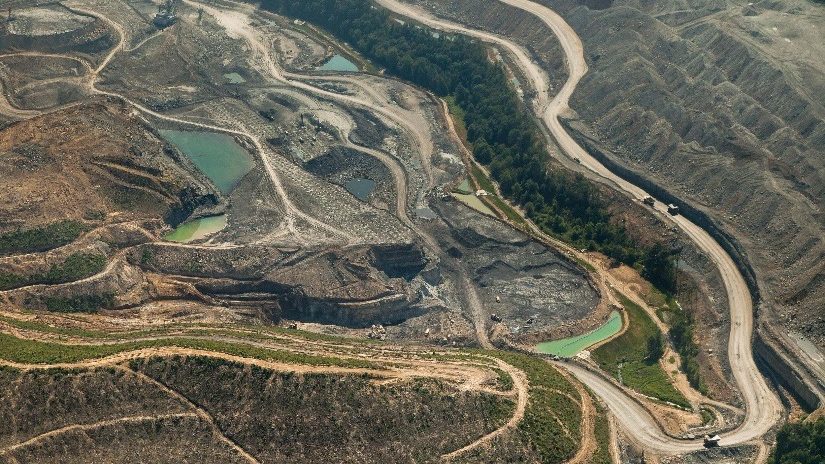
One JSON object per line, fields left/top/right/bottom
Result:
{"left": 592, "top": 294, "right": 689, "bottom": 408}
{"left": 0, "top": 332, "right": 376, "bottom": 369}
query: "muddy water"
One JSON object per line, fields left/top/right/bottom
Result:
{"left": 164, "top": 215, "right": 227, "bottom": 243}
{"left": 344, "top": 178, "right": 376, "bottom": 201}
{"left": 223, "top": 72, "right": 246, "bottom": 84}
{"left": 535, "top": 310, "right": 622, "bottom": 357}
{"left": 318, "top": 54, "right": 358, "bottom": 72}
{"left": 160, "top": 129, "right": 254, "bottom": 194}
{"left": 451, "top": 193, "right": 495, "bottom": 217}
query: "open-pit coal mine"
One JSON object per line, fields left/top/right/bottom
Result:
{"left": 0, "top": 0, "right": 823, "bottom": 463}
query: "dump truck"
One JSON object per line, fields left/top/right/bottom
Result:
{"left": 703, "top": 434, "right": 721, "bottom": 448}
{"left": 667, "top": 203, "right": 680, "bottom": 216}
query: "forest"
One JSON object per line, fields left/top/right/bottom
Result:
{"left": 770, "top": 418, "right": 825, "bottom": 464}
{"left": 260, "top": 0, "right": 676, "bottom": 287}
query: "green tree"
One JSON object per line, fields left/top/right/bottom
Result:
{"left": 646, "top": 334, "right": 664, "bottom": 363}
{"left": 771, "top": 418, "right": 825, "bottom": 464}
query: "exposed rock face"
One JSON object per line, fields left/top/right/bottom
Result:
{"left": 137, "top": 243, "right": 426, "bottom": 328}
{"left": 370, "top": 243, "right": 427, "bottom": 279}
{"left": 428, "top": 199, "right": 600, "bottom": 340}
{"left": 267, "top": 246, "right": 423, "bottom": 326}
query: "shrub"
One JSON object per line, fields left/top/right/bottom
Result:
{"left": 0, "top": 221, "right": 87, "bottom": 254}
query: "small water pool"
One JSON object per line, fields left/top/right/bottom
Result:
{"left": 164, "top": 215, "right": 227, "bottom": 243}
{"left": 344, "top": 178, "right": 376, "bottom": 201}
{"left": 455, "top": 178, "right": 473, "bottom": 195}
{"left": 451, "top": 193, "right": 495, "bottom": 217}
{"left": 318, "top": 54, "right": 359, "bottom": 72}
{"left": 160, "top": 129, "right": 254, "bottom": 194}
{"left": 536, "top": 310, "right": 623, "bottom": 357}
{"left": 224, "top": 72, "right": 246, "bottom": 84}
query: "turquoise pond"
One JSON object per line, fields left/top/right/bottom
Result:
{"left": 159, "top": 129, "right": 254, "bottom": 194}
{"left": 318, "top": 54, "right": 358, "bottom": 72}
{"left": 535, "top": 310, "right": 623, "bottom": 357}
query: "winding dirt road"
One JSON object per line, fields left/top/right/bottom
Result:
{"left": 375, "top": 0, "right": 783, "bottom": 456}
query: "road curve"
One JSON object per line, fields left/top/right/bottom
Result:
{"left": 374, "top": 0, "right": 782, "bottom": 455}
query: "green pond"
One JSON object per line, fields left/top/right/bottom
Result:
{"left": 318, "top": 54, "right": 358, "bottom": 72}
{"left": 164, "top": 215, "right": 227, "bottom": 243}
{"left": 536, "top": 310, "right": 623, "bottom": 357}
{"left": 160, "top": 129, "right": 254, "bottom": 195}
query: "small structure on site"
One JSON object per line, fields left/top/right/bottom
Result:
{"left": 703, "top": 434, "right": 721, "bottom": 448}
{"left": 153, "top": 0, "right": 179, "bottom": 29}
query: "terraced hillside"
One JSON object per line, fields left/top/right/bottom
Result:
{"left": 0, "top": 312, "right": 599, "bottom": 463}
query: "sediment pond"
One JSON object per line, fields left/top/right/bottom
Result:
{"left": 160, "top": 129, "right": 254, "bottom": 194}
{"left": 318, "top": 54, "right": 358, "bottom": 72}
{"left": 451, "top": 193, "right": 495, "bottom": 217}
{"left": 160, "top": 129, "right": 254, "bottom": 243}
{"left": 164, "top": 215, "right": 227, "bottom": 243}
{"left": 344, "top": 178, "right": 376, "bottom": 201}
{"left": 535, "top": 310, "right": 623, "bottom": 357}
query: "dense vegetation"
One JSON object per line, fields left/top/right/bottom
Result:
{"left": 44, "top": 293, "right": 116, "bottom": 313}
{"left": 771, "top": 418, "right": 825, "bottom": 464}
{"left": 259, "top": 0, "right": 676, "bottom": 286}
{"left": 592, "top": 294, "right": 689, "bottom": 408}
{"left": 0, "top": 220, "right": 87, "bottom": 255}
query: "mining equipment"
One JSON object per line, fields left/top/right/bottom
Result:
{"left": 667, "top": 203, "right": 680, "bottom": 216}
{"left": 643, "top": 196, "right": 655, "bottom": 206}
{"left": 153, "top": 0, "right": 179, "bottom": 29}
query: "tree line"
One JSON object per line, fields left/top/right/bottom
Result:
{"left": 260, "top": 0, "right": 677, "bottom": 288}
